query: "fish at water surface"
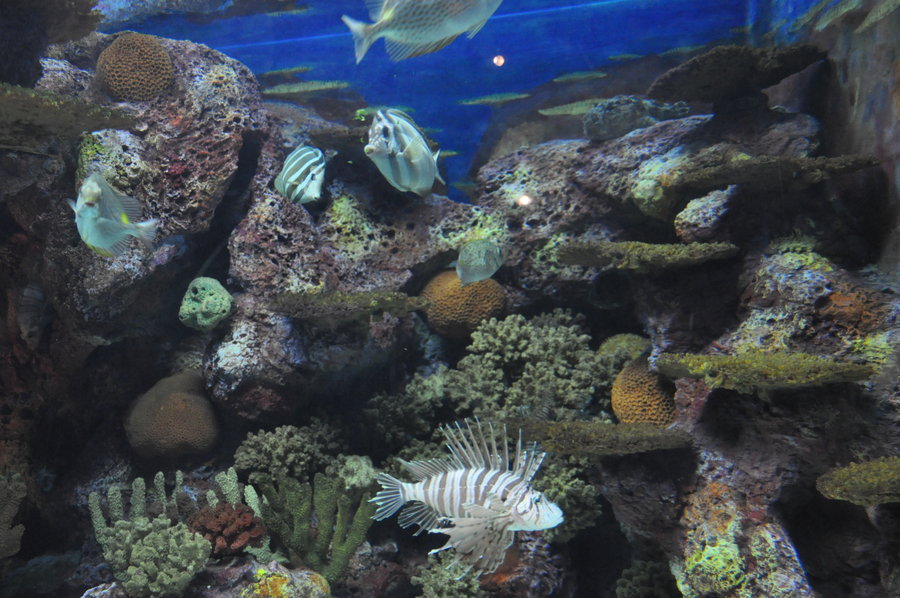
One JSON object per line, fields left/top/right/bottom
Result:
{"left": 274, "top": 145, "right": 326, "bottom": 203}
{"left": 341, "top": 0, "right": 504, "bottom": 63}
{"left": 67, "top": 172, "right": 158, "bottom": 257}
{"left": 370, "top": 419, "right": 563, "bottom": 575}
{"left": 364, "top": 109, "right": 444, "bottom": 197}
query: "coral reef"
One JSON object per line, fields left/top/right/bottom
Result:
{"left": 816, "top": 457, "right": 900, "bottom": 507}
{"left": 656, "top": 350, "right": 875, "bottom": 394}
{"left": 178, "top": 277, "right": 234, "bottom": 332}
{"left": 233, "top": 421, "right": 345, "bottom": 481}
{"left": 269, "top": 289, "right": 427, "bottom": 326}
{"left": 124, "top": 370, "right": 220, "bottom": 460}
{"left": 583, "top": 95, "right": 689, "bottom": 142}
{"left": 520, "top": 420, "right": 692, "bottom": 456}
{"left": 557, "top": 240, "right": 738, "bottom": 273}
{"left": 611, "top": 356, "right": 676, "bottom": 426}
{"left": 410, "top": 552, "right": 487, "bottom": 598}
{"left": 96, "top": 33, "right": 174, "bottom": 101}
{"left": 420, "top": 270, "right": 506, "bottom": 339}
{"left": 187, "top": 502, "right": 266, "bottom": 557}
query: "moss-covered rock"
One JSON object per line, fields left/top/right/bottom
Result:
{"left": 179, "top": 277, "right": 234, "bottom": 332}
{"left": 816, "top": 457, "right": 900, "bottom": 507}
{"left": 557, "top": 240, "right": 738, "bottom": 273}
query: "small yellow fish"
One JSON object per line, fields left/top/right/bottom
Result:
{"left": 551, "top": 70, "right": 607, "bottom": 83}
{"left": 68, "top": 173, "right": 157, "bottom": 257}
{"left": 609, "top": 53, "right": 642, "bottom": 61}
{"left": 342, "top": 0, "right": 504, "bottom": 63}
{"left": 459, "top": 92, "right": 530, "bottom": 106}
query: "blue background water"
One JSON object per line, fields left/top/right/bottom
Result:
{"left": 104, "top": 0, "right": 824, "bottom": 192}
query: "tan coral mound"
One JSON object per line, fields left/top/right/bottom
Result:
{"left": 611, "top": 355, "right": 676, "bottom": 427}
{"left": 97, "top": 33, "right": 174, "bottom": 101}
{"left": 420, "top": 270, "right": 505, "bottom": 339}
{"left": 124, "top": 370, "right": 219, "bottom": 460}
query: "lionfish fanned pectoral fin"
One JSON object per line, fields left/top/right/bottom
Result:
{"left": 429, "top": 503, "right": 515, "bottom": 575}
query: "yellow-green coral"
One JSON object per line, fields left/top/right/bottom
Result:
{"left": 557, "top": 240, "right": 738, "bottom": 272}
{"left": 323, "top": 195, "right": 376, "bottom": 260}
{"left": 270, "top": 289, "right": 428, "bottom": 325}
{"left": 680, "top": 538, "right": 746, "bottom": 596}
{"left": 428, "top": 206, "right": 509, "bottom": 251}
{"left": 519, "top": 420, "right": 692, "bottom": 456}
{"left": 816, "top": 457, "right": 900, "bottom": 507}
{"left": 656, "top": 350, "right": 875, "bottom": 394}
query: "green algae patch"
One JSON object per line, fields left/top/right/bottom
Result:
{"left": 557, "top": 240, "right": 738, "bottom": 272}
{"left": 816, "top": 457, "right": 900, "bottom": 507}
{"left": 270, "top": 289, "right": 428, "bottom": 325}
{"left": 518, "top": 420, "right": 692, "bottom": 457}
{"left": 657, "top": 350, "right": 875, "bottom": 394}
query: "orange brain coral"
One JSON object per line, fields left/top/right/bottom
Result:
{"left": 124, "top": 370, "right": 219, "bottom": 460}
{"left": 97, "top": 33, "right": 174, "bottom": 101}
{"left": 611, "top": 355, "right": 676, "bottom": 427}
{"left": 421, "top": 270, "right": 506, "bottom": 339}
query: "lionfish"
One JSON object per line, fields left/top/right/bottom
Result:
{"left": 371, "top": 419, "right": 563, "bottom": 574}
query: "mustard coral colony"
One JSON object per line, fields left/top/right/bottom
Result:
{"left": 816, "top": 457, "right": 900, "bottom": 507}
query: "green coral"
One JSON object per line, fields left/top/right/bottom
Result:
{"left": 680, "top": 538, "right": 745, "bottom": 596}
{"left": 656, "top": 350, "right": 875, "bottom": 394}
{"left": 269, "top": 289, "right": 428, "bottom": 326}
{"left": 321, "top": 195, "right": 376, "bottom": 260}
{"left": 428, "top": 205, "right": 509, "bottom": 251}
{"left": 0, "top": 473, "right": 25, "bottom": 560}
{"left": 816, "top": 457, "right": 900, "bottom": 507}
{"left": 411, "top": 551, "right": 488, "bottom": 598}
{"left": 615, "top": 560, "right": 680, "bottom": 598}
{"left": 520, "top": 420, "right": 692, "bottom": 457}
{"left": 534, "top": 457, "right": 601, "bottom": 542}
{"left": 556, "top": 241, "right": 738, "bottom": 272}
{"left": 326, "top": 455, "right": 378, "bottom": 491}
{"left": 252, "top": 473, "right": 375, "bottom": 584}
{"left": 179, "top": 277, "right": 234, "bottom": 332}
{"left": 88, "top": 481, "right": 209, "bottom": 598}
{"left": 234, "top": 421, "right": 345, "bottom": 482}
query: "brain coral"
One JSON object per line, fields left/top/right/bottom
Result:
{"left": 611, "top": 355, "right": 676, "bottom": 427}
{"left": 420, "top": 270, "right": 506, "bottom": 339}
{"left": 125, "top": 370, "right": 219, "bottom": 460}
{"left": 97, "top": 33, "right": 174, "bottom": 101}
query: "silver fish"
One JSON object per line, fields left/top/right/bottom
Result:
{"left": 456, "top": 239, "right": 503, "bottom": 286}
{"left": 342, "top": 0, "right": 504, "bottom": 63}
{"left": 274, "top": 145, "right": 326, "bottom": 203}
{"left": 16, "top": 283, "right": 53, "bottom": 350}
{"left": 371, "top": 419, "right": 563, "bottom": 575}
{"left": 67, "top": 173, "right": 158, "bottom": 257}
{"left": 365, "top": 109, "right": 444, "bottom": 197}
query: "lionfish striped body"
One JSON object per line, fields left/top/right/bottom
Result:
{"left": 371, "top": 420, "right": 563, "bottom": 574}
{"left": 274, "top": 145, "right": 326, "bottom": 204}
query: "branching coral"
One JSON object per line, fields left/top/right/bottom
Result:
{"left": 234, "top": 420, "right": 346, "bottom": 481}
{"left": 411, "top": 551, "right": 488, "bottom": 598}
{"left": 187, "top": 503, "right": 266, "bottom": 557}
{"left": 534, "top": 457, "right": 601, "bottom": 543}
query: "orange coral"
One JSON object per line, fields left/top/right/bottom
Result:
{"left": 611, "top": 355, "right": 676, "bottom": 427}
{"left": 124, "top": 370, "right": 219, "bottom": 460}
{"left": 420, "top": 270, "right": 505, "bottom": 339}
{"left": 97, "top": 33, "right": 174, "bottom": 101}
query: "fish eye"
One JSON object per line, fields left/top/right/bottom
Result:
{"left": 534, "top": 495, "right": 542, "bottom": 503}
{"left": 381, "top": 125, "right": 390, "bottom": 138}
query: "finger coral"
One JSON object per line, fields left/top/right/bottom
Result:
{"left": 97, "top": 33, "right": 174, "bottom": 101}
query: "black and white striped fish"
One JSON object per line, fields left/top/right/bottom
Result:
{"left": 364, "top": 109, "right": 444, "bottom": 197}
{"left": 371, "top": 419, "right": 563, "bottom": 575}
{"left": 274, "top": 145, "right": 326, "bottom": 204}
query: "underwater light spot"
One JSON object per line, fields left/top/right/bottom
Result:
{"left": 516, "top": 194, "right": 533, "bottom": 207}
{"left": 493, "top": 55, "right": 506, "bottom": 67}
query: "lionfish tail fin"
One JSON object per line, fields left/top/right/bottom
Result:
{"left": 370, "top": 472, "right": 406, "bottom": 520}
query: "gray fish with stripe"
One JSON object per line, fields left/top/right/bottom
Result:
{"left": 342, "top": 0, "right": 505, "bottom": 63}
{"left": 364, "top": 109, "right": 444, "bottom": 197}
{"left": 456, "top": 239, "right": 504, "bottom": 286}
{"left": 370, "top": 419, "right": 563, "bottom": 575}
{"left": 274, "top": 145, "right": 326, "bottom": 204}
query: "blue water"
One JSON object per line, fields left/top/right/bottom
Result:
{"left": 107, "top": 0, "right": 822, "bottom": 194}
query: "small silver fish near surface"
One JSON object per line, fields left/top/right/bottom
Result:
{"left": 371, "top": 419, "right": 564, "bottom": 575}
{"left": 342, "top": 0, "right": 504, "bottom": 63}
{"left": 456, "top": 239, "right": 504, "bottom": 286}
{"left": 365, "top": 109, "right": 444, "bottom": 197}
{"left": 68, "top": 172, "right": 158, "bottom": 257}
{"left": 274, "top": 145, "right": 326, "bottom": 203}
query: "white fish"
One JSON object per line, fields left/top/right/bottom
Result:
{"left": 274, "top": 145, "right": 326, "bottom": 203}
{"left": 364, "top": 109, "right": 444, "bottom": 197}
{"left": 456, "top": 239, "right": 503, "bottom": 286}
{"left": 371, "top": 419, "right": 563, "bottom": 575}
{"left": 67, "top": 173, "right": 158, "bottom": 257}
{"left": 341, "top": 0, "right": 504, "bottom": 63}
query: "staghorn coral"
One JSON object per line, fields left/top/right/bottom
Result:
{"left": 179, "top": 277, "right": 234, "bottom": 332}
{"left": 187, "top": 502, "right": 266, "bottom": 557}
{"left": 0, "top": 473, "right": 25, "bottom": 560}
{"left": 124, "top": 370, "right": 220, "bottom": 460}
{"left": 234, "top": 420, "right": 345, "bottom": 482}
{"left": 420, "top": 270, "right": 506, "bottom": 339}
{"left": 557, "top": 241, "right": 738, "bottom": 273}
{"left": 96, "top": 33, "right": 174, "bottom": 101}
{"left": 519, "top": 420, "right": 692, "bottom": 457}
{"left": 656, "top": 350, "right": 875, "bottom": 394}
{"left": 816, "top": 457, "right": 900, "bottom": 507}
{"left": 611, "top": 355, "right": 676, "bottom": 427}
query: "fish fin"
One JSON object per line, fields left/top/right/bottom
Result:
{"left": 442, "top": 419, "right": 505, "bottom": 470}
{"left": 400, "top": 458, "right": 457, "bottom": 481}
{"left": 398, "top": 500, "right": 446, "bottom": 534}
{"left": 104, "top": 236, "right": 132, "bottom": 257}
{"left": 430, "top": 510, "right": 514, "bottom": 575}
{"left": 342, "top": 15, "right": 375, "bottom": 63}
{"left": 131, "top": 219, "right": 159, "bottom": 250}
{"left": 370, "top": 472, "right": 407, "bottom": 520}
{"left": 385, "top": 34, "right": 459, "bottom": 62}
{"left": 363, "top": 0, "right": 386, "bottom": 20}
{"left": 466, "top": 16, "right": 491, "bottom": 38}
{"left": 66, "top": 199, "right": 77, "bottom": 212}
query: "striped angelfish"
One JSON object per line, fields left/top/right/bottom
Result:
{"left": 364, "top": 109, "right": 444, "bottom": 197}
{"left": 274, "top": 145, "right": 326, "bottom": 204}
{"left": 371, "top": 419, "right": 563, "bottom": 575}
